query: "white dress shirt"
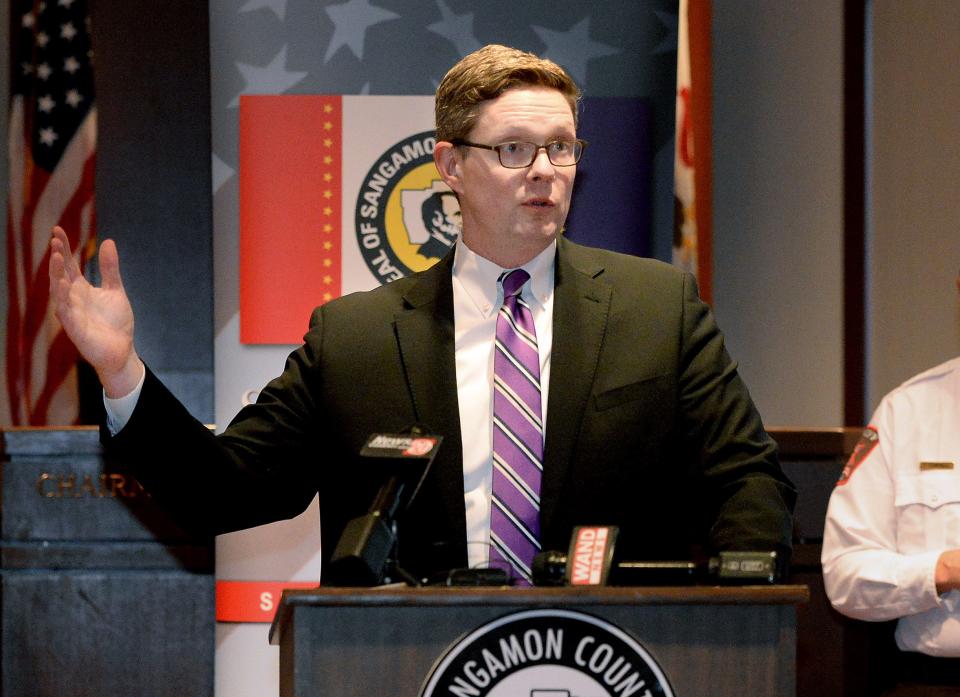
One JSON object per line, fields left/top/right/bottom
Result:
{"left": 104, "top": 364, "right": 144, "bottom": 433}
{"left": 822, "top": 355, "right": 960, "bottom": 656}
{"left": 105, "top": 238, "right": 557, "bottom": 571}
{"left": 452, "top": 238, "right": 555, "bottom": 569}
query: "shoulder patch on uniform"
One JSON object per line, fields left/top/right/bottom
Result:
{"left": 837, "top": 426, "right": 879, "bottom": 485}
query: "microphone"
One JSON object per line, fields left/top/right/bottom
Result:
{"left": 532, "top": 525, "right": 781, "bottom": 586}
{"left": 325, "top": 429, "right": 442, "bottom": 587}
{"left": 532, "top": 550, "right": 699, "bottom": 586}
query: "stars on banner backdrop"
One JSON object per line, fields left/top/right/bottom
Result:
{"left": 210, "top": 0, "right": 679, "bottom": 252}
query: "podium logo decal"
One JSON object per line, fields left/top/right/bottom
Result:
{"left": 419, "top": 609, "right": 674, "bottom": 697}
{"left": 354, "top": 130, "right": 461, "bottom": 283}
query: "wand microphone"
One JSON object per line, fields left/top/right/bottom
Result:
{"left": 529, "top": 526, "right": 623, "bottom": 587}
{"left": 532, "top": 526, "right": 781, "bottom": 586}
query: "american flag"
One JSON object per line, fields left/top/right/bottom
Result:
{"left": 5, "top": 0, "right": 96, "bottom": 425}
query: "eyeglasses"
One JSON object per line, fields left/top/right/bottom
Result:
{"left": 452, "top": 138, "right": 587, "bottom": 168}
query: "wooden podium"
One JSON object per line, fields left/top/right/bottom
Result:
{"left": 270, "top": 585, "right": 808, "bottom": 697}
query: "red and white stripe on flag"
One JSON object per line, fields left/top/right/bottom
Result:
{"left": 239, "top": 95, "right": 439, "bottom": 344}
{"left": 673, "top": 0, "right": 713, "bottom": 304}
{"left": 5, "top": 0, "right": 96, "bottom": 426}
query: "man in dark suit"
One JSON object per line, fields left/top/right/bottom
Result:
{"left": 49, "top": 44, "right": 794, "bottom": 585}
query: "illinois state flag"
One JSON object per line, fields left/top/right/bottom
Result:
{"left": 240, "top": 95, "right": 443, "bottom": 344}
{"left": 672, "top": 0, "right": 713, "bottom": 303}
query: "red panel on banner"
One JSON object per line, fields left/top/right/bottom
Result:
{"left": 239, "top": 95, "right": 343, "bottom": 344}
{"left": 215, "top": 580, "right": 319, "bottom": 623}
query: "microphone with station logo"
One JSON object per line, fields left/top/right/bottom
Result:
{"left": 325, "top": 428, "right": 442, "bottom": 587}
{"left": 532, "top": 525, "right": 781, "bottom": 586}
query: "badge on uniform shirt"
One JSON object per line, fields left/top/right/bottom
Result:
{"left": 837, "top": 426, "right": 879, "bottom": 485}
{"left": 919, "top": 461, "right": 954, "bottom": 471}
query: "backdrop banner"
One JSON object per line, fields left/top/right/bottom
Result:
{"left": 239, "top": 94, "right": 652, "bottom": 345}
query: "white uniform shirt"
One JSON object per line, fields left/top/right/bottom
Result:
{"left": 822, "top": 355, "right": 960, "bottom": 656}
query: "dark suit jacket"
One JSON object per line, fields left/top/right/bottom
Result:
{"left": 106, "top": 237, "right": 795, "bottom": 581}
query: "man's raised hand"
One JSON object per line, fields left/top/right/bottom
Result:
{"left": 48, "top": 226, "right": 144, "bottom": 398}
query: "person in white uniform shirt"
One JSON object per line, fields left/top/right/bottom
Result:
{"left": 822, "top": 272, "right": 960, "bottom": 694}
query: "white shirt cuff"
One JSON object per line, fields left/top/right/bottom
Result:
{"left": 103, "top": 365, "right": 146, "bottom": 435}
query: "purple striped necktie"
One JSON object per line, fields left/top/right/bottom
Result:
{"left": 490, "top": 269, "right": 543, "bottom": 586}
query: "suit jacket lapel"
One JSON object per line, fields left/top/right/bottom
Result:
{"left": 393, "top": 251, "right": 467, "bottom": 554}
{"left": 390, "top": 240, "right": 612, "bottom": 558}
{"left": 541, "top": 238, "right": 612, "bottom": 533}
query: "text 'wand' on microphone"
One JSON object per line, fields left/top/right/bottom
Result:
{"left": 532, "top": 525, "right": 782, "bottom": 586}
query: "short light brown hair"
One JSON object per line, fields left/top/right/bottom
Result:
{"left": 435, "top": 44, "right": 581, "bottom": 143}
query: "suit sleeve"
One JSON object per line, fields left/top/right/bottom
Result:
{"left": 101, "top": 325, "right": 329, "bottom": 538}
{"left": 677, "top": 273, "right": 797, "bottom": 559}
